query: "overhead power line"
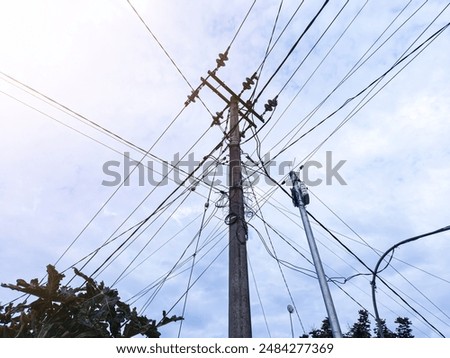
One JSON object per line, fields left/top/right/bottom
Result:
{"left": 126, "top": 0, "right": 192, "bottom": 89}
{"left": 270, "top": 19, "right": 450, "bottom": 163}
{"left": 0, "top": 72, "right": 224, "bottom": 272}
{"left": 254, "top": 0, "right": 330, "bottom": 104}
{"left": 257, "top": 0, "right": 424, "bottom": 157}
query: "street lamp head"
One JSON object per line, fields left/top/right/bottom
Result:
{"left": 287, "top": 305, "right": 294, "bottom": 314}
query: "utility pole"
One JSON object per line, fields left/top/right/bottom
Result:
{"left": 188, "top": 50, "right": 270, "bottom": 337}
{"left": 228, "top": 96, "right": 252, "bottom": 338}
{"left": 289, "top": 171, "right": 343, "bottom": 338}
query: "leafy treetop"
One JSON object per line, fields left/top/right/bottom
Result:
{"left": 0, "top": 265, "right": 182, "bottom": 338}
{"left": 308, "top": 310, "right": 414, "bottom": 338}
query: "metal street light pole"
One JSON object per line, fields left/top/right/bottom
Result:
{"left": 287, "top": 304, "right": 295, "bottom": 338}
{"left": 371, "top": 225, "right": 450, "bottom": 337}
{"left": 289, "top": 171, "right": 343, "bottom": 338}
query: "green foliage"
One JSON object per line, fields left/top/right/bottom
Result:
{"left": 0, "top": 265, "right": 182, "bottom": 338}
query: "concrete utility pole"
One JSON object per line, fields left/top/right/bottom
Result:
{"left": 195, "top": 60, "right": 265, "bottom": 337}
{"left": 290, "top": 171, "right": 343, "bottom": 338}
{"left": 228, "top": 96, "right": 252, "bottom": 338}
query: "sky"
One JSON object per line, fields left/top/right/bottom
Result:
{"left": 1, "top": 0, "right": 450, "bottom": 338}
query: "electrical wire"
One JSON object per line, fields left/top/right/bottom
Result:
{"left": 0, "top": 74, "right": 226, "bottom": 274}
{"left": 248, "top": 0, "right": 285, "bottom": 102}
{"left": 177, "top": 165, "right": 218, "bottom": 337}
{"left": 270, "top": 20, "right": 450, "bottom": 164}
{"left": 98, "top": 12, "right": 450, "bottom": 332}
{"left": 84, "top": 140, "right": 227, "bottom": 280}
{"left": 306, "top": 201, "right": 450, "bottom": 335}
{"left": 125, "top": 4, "right": 448, "bottom": 338}
{"left": 94, "top": 159, "right": 225, "bottom": 282}
{"left": 298, "top": 19, "right": 450, "bottom": 167}
{"left": 372, "top": 226, "right": 450, "bottom": 337}
{"left": 243, "top": 126, "right": 450, "bottom": 336}
{"left": 135, "top": 213, "right": 229, "bottom": 315}
{"left": 243, "top": 173, "right": 308, "bottom": 334}
{"left": 152, "top": 241, "right": 229, "bottom": 324}
{"left": 248, "top": 255, "right": 272, "bottom": 337}
{"left": 254, "top": 0, "right": 330, "bottom": 104}
{"left": 229, "top": 0, "right": 257, "bottom": 47}
{"left": 127, "top": 220, "right": 227, "bottom": 307}
{"left": 278, "top": 1, "right": 350, "bottom": 96}
{"left": 5, "top": 1, "right": 450, "bottom": 337}
{"left": 259, "top": 0, "right": 422, "bottom": 157}
{"left": 255, "top": 0, "right": 305, "bottom": 77}
{"left": 107, "top": 211, "right": 205, "bottom": 285}
{"left": 0, "top": 71, "right": 166, "bottom": 165}
{"left": 258, "top": 0, "right": 369, "bottom": 146}
{"left": 126, "top": 0, "right": 192, "bottom": 89}
{"left": 309, "top": 190, "right": 450, "bottom": 323}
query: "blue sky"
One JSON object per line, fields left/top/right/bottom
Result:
{"left": 1, "top": 0, "right": 450, "bottom": 338}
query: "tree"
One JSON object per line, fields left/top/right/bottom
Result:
{"left": 306, "top": 311, "right": 414, "bottom": 338}
{"left": 373, "top": 318, "right": 396, "bottom": 338}
{"left": 395, "top": 317, "right": 414, "bottom": 338}
{"left": 345, "top": 309, "right": 371, "bottom": 338}
{"left": 0, "top": 265, "right": 182, "bottom": 338}
{"left": 309, "top": 317, "right": 333, "bottom": 338}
